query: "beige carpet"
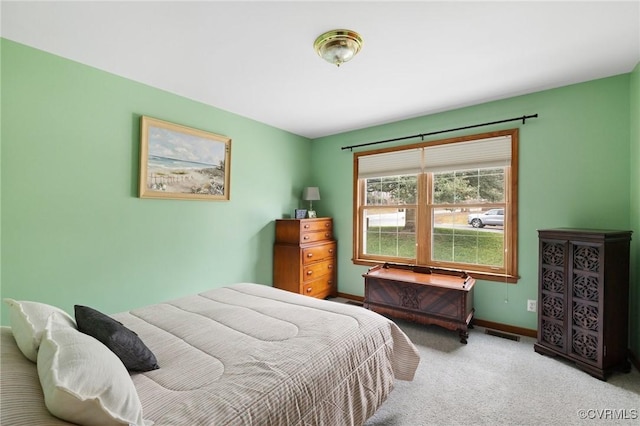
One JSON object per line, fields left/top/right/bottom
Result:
{"left": 364, "top": 319, "right": 640, "bottom": 426}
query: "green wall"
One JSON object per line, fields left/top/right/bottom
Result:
{"left": 630, "top": 62, "right": 640, "bottom": 358}
{"left": 1, "top": 39, "right": 311, "bottom": 323}
{"left": 311, "top": 74, "right": 633, "bottom": 331}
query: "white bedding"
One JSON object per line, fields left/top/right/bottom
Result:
{"left": 2, "top": 283, "right": 420, "bottom": 425}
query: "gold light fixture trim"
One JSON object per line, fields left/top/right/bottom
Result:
{"left": 313, "top": 29, "right": 363, "bottom": 67}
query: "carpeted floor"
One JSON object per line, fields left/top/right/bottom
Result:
{"left": 363, "top": 318, "right": 640, "bottom": 426}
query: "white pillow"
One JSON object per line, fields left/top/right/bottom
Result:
{"left": 3, "top": 298, "right": 76, "bottom": 362}
{"left": 37, "top": 312, "right": 150, "bottom": 426}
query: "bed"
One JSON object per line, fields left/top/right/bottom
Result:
{"left": 1, "top": 283, "right": 420, "bottom": 425}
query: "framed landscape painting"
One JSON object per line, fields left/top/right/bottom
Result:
{"left": 139, "top": 116, "right": 231, "bottom": 201}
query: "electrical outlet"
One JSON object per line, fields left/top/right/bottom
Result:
{"left": 527, "top": 299, "right": 537, "bottom": 312}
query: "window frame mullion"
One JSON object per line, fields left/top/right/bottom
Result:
{"left": 417, "top": 173, "right": 430, "bottom": 265}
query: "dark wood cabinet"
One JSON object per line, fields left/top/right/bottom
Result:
{"left": 534, "top": 228, "right": 632, "bottom": 380}
{"left": 273, "top": 218, "right": 336, "bottom": 299}
{"left": 363, "top": 264, "right": 475, "bottom": 343}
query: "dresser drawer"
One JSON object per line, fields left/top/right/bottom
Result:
{"left": 275, "top": 218, "right": 333, "bottom": 244}
{"left": 300, "top": 218, "right": 332, "bottom": 233}
{"left": 300, "top": 276, "right": 335, "bottom": 298}
{"left": 302, "top": 259, "right": 334, "bottom": 282}
{"left": 300, "top": 230, "right": 333, "bottom": 245}
{"left": 302, "top": 242, "right": 336, "bottom": 265}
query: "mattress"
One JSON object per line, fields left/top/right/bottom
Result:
{"left": 2, "top": 283, "right": 420, "bottom": 425}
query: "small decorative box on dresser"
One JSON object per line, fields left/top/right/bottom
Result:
{"left": 273, "top": 218, "right": 337, "bottom": 299}
{"left": 534, "top": 228, "right": 633, "bottom": 380}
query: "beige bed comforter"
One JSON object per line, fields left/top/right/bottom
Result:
{"left": 1, "top": 283, "right": 420, "bottom": 426}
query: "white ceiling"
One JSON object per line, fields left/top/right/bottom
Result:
{"left": 2, "top": 1, "right": 639, "bottom": 139}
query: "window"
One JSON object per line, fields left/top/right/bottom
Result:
{"left": 353, "top": 129, "right": 518, "bottom": 282}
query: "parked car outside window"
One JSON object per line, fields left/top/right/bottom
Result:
{"left": 467, "top": 209, "right": 504, "bottom": 228}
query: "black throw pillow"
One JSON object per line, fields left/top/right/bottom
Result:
{"left": 74, "top": 305, "right": 159, "bottom": 372}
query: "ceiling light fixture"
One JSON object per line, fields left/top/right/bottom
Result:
{"left": 313, "top": 29, "right": 363, "bottom": 67}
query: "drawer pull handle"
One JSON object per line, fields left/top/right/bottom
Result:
{"left": 325, "top": 223, "right": 330, "bottom": 228}
{"left": 328, "top": 249, "right": 334, "bottom": 254}
{"left": 304, "top": 225, "right": 310, "bottom": 229}
{"left": 328, "top": 264, "right": 333, "bottom": 269}
{"left": 303, "top": 235, "right": 309, "bottom": 240}
{"left": 307, "top": 253, "right": 313, "bottom": 258}
{"left": 325, "top": 233, "right": 330, "bottom": 238}
{"left": 307, "top": 271, "right": 313, "bottom": 275}
{"left": 306, "top": 287, "right": 312, "bottom": 293}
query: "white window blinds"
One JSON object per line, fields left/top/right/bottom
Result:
{"left": 357, "top": 148, "right": 422, "bottom": 178}
{"left": 357, "top": 135, "right": 511, "bottom": 178}
{"left": 424, "top": 135, "right": 512, "bottom": 172}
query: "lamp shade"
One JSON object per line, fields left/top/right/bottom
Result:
{"left": 302, "top": 187, "right": 321, "bottom": 201}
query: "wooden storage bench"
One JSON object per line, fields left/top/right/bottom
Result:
{"left": 363, "top": 264, "right": 475, "bottom": 343}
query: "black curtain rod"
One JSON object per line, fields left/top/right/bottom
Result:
{"left": 341, "top": 113, "right": 539, "bottom": 151}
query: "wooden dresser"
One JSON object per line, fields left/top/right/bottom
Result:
{"left": 273, "top": 218, "right": 336, "bottom": 299}
{"left": 534, "top": 228, "right": 632, "bottom": 380}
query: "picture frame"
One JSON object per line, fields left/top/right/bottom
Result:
{"left": 295, "top": 209, "right": 307, "bottom": 219}
{"left": 139, "top": 116, "right": 231, "bottom": 201}
{"left": 307, "top": 210, "right": 317, "bottom": 218}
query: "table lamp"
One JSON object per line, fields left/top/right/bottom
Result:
{"left": 302, "top": 187, "right": 320, "bottom": 218}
